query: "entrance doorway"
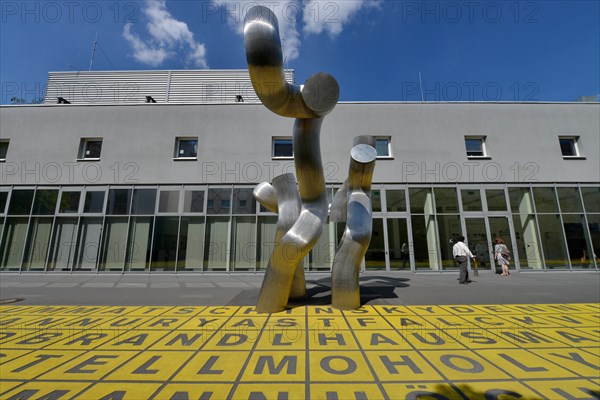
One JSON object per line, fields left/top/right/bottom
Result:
{"left": 464, "top": 216, "right": 516, "bottom": 272}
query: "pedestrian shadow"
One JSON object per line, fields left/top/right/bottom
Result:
{"left": 300, "top": 275, "right": 410, "bottom": 306}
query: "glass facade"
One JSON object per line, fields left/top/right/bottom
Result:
{"left": 0, "top": 184, "right": 598, "bottom": 273}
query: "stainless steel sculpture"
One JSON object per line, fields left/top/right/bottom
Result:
{"left": 330, "top": 136, "right": 377, "bottom": 310}
{"left": 245, "top": 5, "right": 376, "bottom": 313}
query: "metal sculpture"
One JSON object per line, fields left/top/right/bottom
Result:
{"left": 245, "top": 5, "right": 376, "bottom": 313}
{"left": 330, "top": 136, "right": 377, "bottom": 310}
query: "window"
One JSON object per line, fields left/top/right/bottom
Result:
{"left": 32, "top": 190, "right": 59, "bottom": 215}
{"left": 272, "top": 137, "right": 293, "bottom": 158}
{"left": 465, "top": 136, "right": 487, "bottom": 157}
{"left": 59, "top": 191, "right": 81, "bottom": 213}
{"left": 79, "top": 138, "right": 103, "bottom": 160}
{"left": 8, "top": 190, "right": 34, "bottom": 215}
{"left": 0, "top": 191, "right": 8, "bottom": 214}
{"left": 559, "top": 136, "right": 581, "bottom": 157}
{"left": 159, "top": 190, "right": 180, "bottom": 213}
{"left": 175, "top": 137, "right": 198, "bottom": 159}
{"left": 107, "top": 189, "right": 132, "bottom": 215}
{"left": 375, "top": 137, "right": 391, "bottom": 158}
{"left": 131, "top": 189, "right": 157, "bottom": 215}
{"left": 0, "top": 139, "right": 9, "bottom": 161}
{"left": 84, "top": 191, "right": 106, "bottom": 213}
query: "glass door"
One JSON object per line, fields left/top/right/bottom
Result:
{"left": 387, "top": 218, "right": 409, "bottom": 270}
{"left": 365, "top": 218, "right": 386, "bottom": 270}
{"left": 488, "top": 216, "right": 515, "bottom": 273}
{"left": 75, "top": 217, "right": 103, "bottom": 271}
{"left": 463, "top": 216, "right": 518, "bottom": 272}
{"left": 464, "top": 218, "right": 491, "bottom": 272}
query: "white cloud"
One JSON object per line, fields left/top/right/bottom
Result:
{"left": 211, "top": 0, "right": 302, "bottom": 62}
{"left": 303, "top": 0, "right": 380, "bottom": 37}
{"left": 123, "top": 0, "right": 208, "bottom": 68}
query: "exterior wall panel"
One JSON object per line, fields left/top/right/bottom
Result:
{"left": 1, "top": 102, "right": 598, "bottom": 186}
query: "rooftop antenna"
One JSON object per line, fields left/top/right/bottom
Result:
{"left": 89, "top": 32, "right": 98, "bottom": 71}
{"left": 418, "top": 72, "right": 425, "bottom": 102}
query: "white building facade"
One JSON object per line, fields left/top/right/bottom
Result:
{"left": 0, "top": 70, "right": 598, "bottom": 274}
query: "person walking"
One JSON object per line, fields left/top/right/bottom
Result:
{"left": 494, "top": 237, "right": 511, "bottom": 276}
{"left": 401, "top": 242, "right": 409, "bottom": 268}
{"left": 453, "top": 235, "right": 475, "bottom": 284}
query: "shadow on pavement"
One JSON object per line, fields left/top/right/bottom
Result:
{"left": 228, "top": 275, "right": 410, "bottom": 308}
{"left": 300, "top": 275, "right": 410, "bottom": 306}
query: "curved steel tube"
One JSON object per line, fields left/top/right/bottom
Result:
{"left": 244, "top": 6, "right": 339, "bottom": 119}
{"left": 245, "top": 5, "right": 337, "bottom": 313}
{"left": 256, "top": 119, "right": 328, "bottom": 313}
{"left": 331, "top": 142, "right": 377, "bottom": 310}
{"left": 253, "top": 182, "right": 278, "bottom": 213}
{"left": 330, "top": 136, "right": 376, "bottom": 223}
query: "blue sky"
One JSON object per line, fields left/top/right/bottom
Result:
{"left": 1, "top": 0, "right": 599, "bottom": 104}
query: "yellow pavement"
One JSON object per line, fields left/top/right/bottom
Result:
{"left": 0, "top": 303, "right": 599, "bottom": 399}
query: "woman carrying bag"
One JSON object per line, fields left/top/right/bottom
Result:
{"left": 494, "top": 237, "right": 511, "bottom": 276}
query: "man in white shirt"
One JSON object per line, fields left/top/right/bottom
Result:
{"left": 452, "top": 235, "right": 475, "bottom": 284}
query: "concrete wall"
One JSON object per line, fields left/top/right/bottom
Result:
{"left": 1, "top": 102, "right": 598, "bottom": 186}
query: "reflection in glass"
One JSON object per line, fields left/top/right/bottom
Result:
{"left": 508, "top": 188, "right": 535, "bottom": 214}
{"left": 159, "top": 191, "right": 179, "bottom": 213}
{"left": 387, "top": 218, "right": 409, "bottom": 269}
{"left": 230, "top": 216, "right": 256, "bottom": 271}
{"left": 465, "top": 138, "right": 484, "bottom": 156}
{"left": 126, "top": 217, "right": 153, "bottom": 271}
{"left": 0, "top": 217, "right": 28, "bottom": 270}
{"left": 207, "top": 189, "right": 231, "bottom": 215}
{"left": 107, "top": 189, "right": 132, "bottom": 215}
{"left": 273, "top": 138, "right": 293, "bottom": 157}
{"left": 184, "top": 191, "right": 204, "bottom": 213}
{"left": 178, "top": 217, "right": 205, "bottom": 271}
{"left": 256, "top": 216, "right": 277, "bottom": 271}
{"left": 233, "top": 189, "right": 256, "bottom": 214}
{"left": 557, "top": 187, "right": 583, "bottom": 213}
{"left": 562, "top": 214, "right": 595, "bottom": 269}
{"left": 23, "top": 217, "right": 53, "bottom": 271}
{"left": 465, "top": 218, "right": 490, "bottom": 272}
{"left": 411, "top": 214, "right": 440, "bottom": 270}
{"left": 371, "top": 190, "right": 381, "bottom": 212}
{"left": 99, "top": 217, "right": 128, "bottom": 271}
{"left": 32, "top": 190, "right": 58, "bottom": 215}
{"left": 438, "top": 215, "right": 462, "bottom": 269}
{"left": 75, "top": 217, "right": 102, "bottom": 271}
{"left": 512, "top": 214, "right": 542, "bottom": 269}
{"left": 409, "top": 188, "right": 433, "bottom": 214}
{"left": 461, "top": 189, "right": 482, "bottom": 212}
{"left": 533, "top": 187, "right": 559, "bottom": 213}
{"left": 486, "top": 189, "right": 507, "bottom": 211}
{"left": 204, "top": 217, "right": 229, "bottom": 271}
{"left": 0, "top": 192, "right": 8, "bottom": 213}
{"left": 151, "top": 217, "right": 179, "bottom": 271}
{"left": 59, "top": 192, "right": 81, "bottom": 213}
{"left": 435, "top": 188, "right": 458, "bottom": 213}
{"left": 581, "top": 187, "right": 600, "bottom": 213}
{"left": 386, "top": 190, "right": 406, "bottom": 212}
{"left": 8, "top": 190, "right": 34, "bottom": 215}
{"left": 488, "top": 217, "right": 513, "bottom": 271}
{"left": 84, "top": 191, "right": 105, "bottom": 213}
{"left": 537, "top": 214, "right": 569, "bottom": 269}
{"left": 48, "top": 217, "right": 79, "bottom": 271}
{"left": 365, "top": 219, "right": 385, "bottom": 270}
{"left": 375, "top": 138, "right": 390, "bottom": 157}
{"left": 586, "top": 214, "right": 599, "bottom": 269}
{"left": 131, "top": 189, "right": 157, "bottom": 215}
{"left": 310, "top": 219, "right": 336, "bottom": 271}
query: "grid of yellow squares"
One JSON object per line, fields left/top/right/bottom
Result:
{"left": 1, "top": 303, "right": 599, "bottom": 399}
